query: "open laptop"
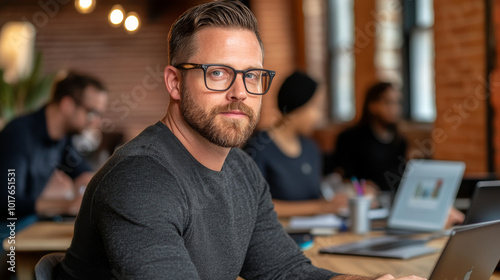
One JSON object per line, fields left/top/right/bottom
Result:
{"left": 320, "top": 159, "right": 466, "bottom": 259}
{"left": 463, "top": 180, "right": 500, "bottom": 225}
{"left": 319, "top": 221, "right": 500, "bottom": 279}
{"left": 386, "top": 159, "right": 465, "bottom": 232}
{"left": 461, "top": 180, "right": 500, "bottom": 271}
{"left": 427, "top": 220, "right": 500, "bottom": 279}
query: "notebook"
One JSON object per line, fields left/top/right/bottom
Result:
{"left": 320, "top": 159, "right": 466, "bottom": 259}
{"left": 428, "top": 220, "right": 500, "bottom": 279}
{"left": 463, "top": 180, "right": 500, "bottom": 225}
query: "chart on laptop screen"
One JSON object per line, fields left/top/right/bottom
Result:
{"left": 409, "top": 178, "right": 443, "bottom": 209}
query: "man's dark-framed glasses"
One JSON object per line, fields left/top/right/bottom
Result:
{"left": 70, "top": 96, "right": 102, "bottom": 122}
{"left": 175, "top": 63, "right": 276, "bottom": 95}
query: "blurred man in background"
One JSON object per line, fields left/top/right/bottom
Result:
{"left": 0, "top": 71, "right": 108, "bottom": 233}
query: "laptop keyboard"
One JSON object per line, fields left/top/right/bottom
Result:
{"left": 319, "top": 235, "right": 439, "bottom": 259}
{"left": 365, "top": 238, "right": 428, "bottom": 251}
{"left": 320, "top": 235, "right": 431, "bottom": 253}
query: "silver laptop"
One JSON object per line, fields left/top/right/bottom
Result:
{"left": 463, "top": 180, "right": 500, "bottom": 225}
{"left": 428, "top": 220, "right": 500, "bottom": 279}
{"left": 387, "top": 159, "right": 465, "bottom": 232}
{"left": 320, "top": 160, "right": 466, "bottom": 259}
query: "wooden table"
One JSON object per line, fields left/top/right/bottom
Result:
{"left": 2, "top": 221, "right": 74, "bottom": 280}
{"left": 305, "top": 232, "right": 500, "bottom": 279}
{"left": 4, "top": 221, "right": 500, "bottom": 280}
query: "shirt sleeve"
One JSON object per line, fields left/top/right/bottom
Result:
{"left": 239, "top": 167, "right": 338, "bottom": 280}
{"left": 91, "top": 156, "right": 201, "bottom": 279}
{"left": 0, "top": 126, "right": 36, "bottom": 218}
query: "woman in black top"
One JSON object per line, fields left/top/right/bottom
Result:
{"left": 333, "top": 82, "right": 406, "bottom": 192}
{"left": 332, "top": 82, "right": 464, "bottom": 227}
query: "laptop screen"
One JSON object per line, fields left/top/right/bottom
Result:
{"left": 429, "top": 220, "right": 500, "bottom": 280}
{"left": 388, "top": 160, "right": 465, "bottom": 231}
{"left": 464, "top": 180, "right": 500, "bottom": 225}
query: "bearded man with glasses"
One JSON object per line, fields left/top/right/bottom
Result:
{"left": 57, "top": 1, "right": 424, "bottom": 280}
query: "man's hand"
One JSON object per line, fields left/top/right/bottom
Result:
{"left": 332, "top": 274, "right": 427, "bottom": 280}
{"left": 322, "top": 193, "right": 349, "bottom": 214}
{"left": 73, "top": 172, "right": 94, "bottom": 192}
{"left": 375, "top": 274, "right": 426, "bottom": 280}
{"left": 36, "top": 170, "right": 92, "bottom": 216}
{"left": 445, "top": 207, "right": 465, "bottom": 228}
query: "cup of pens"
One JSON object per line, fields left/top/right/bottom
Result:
{"left": 349, "top": 177, "right": 371, "bottom": 235}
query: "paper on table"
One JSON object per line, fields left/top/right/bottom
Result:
{"left": 338, "top": 207, "right": 390, "bottom": 220}
{"left": 288, "top": 208, "right": 390, "bottom": 230}
{"left": 368, "top": 208, "right": 390, "bottom": 219}
{"left": 289, "top": 214, "right": 343, "bottom": 229}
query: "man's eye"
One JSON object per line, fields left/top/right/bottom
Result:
{"left": 208, "top": 68, "right": 229, "bottom": 79}
{"left": 245, "top": 72, "right": 259, "bottom": 80}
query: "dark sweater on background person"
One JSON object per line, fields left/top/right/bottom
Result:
{"left": 332, "top": 125, "right": 407, "bottom": 192}
{"left": 57, "top": 122, "right": 336, "bottom": 280}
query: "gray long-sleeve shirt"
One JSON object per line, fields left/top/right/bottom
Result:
{"left": 57, "top": 122, "right": 336, "bottom": 279}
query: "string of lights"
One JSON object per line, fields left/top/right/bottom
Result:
{"left": 75, "top": 0, "right": 140, "bottom": 33}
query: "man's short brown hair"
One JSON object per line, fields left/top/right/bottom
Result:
{"left": 50, "top": 71, "right": 106, "bottom": 104}
{"left": 168, "top": 0, "right": 263, "bottom": 66}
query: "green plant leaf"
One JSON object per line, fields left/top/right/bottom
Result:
{"left": 0, "top": 51, "right": 54, "bottom": 123}
{"left": 0, "top": 69, "right": 15, "bottom": 121}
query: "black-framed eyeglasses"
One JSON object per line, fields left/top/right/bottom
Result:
{"left": 175, "top": 63, "right": 276, "bottom": 95}
{"left": 70, "top": 97, "right": 102, "bottom": 122}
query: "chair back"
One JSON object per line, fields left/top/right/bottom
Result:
{"left": 34, "top": 253, "right": 65, "bottom": 280}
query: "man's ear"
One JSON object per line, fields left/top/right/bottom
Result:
{"left": 164, "top": 65, "right": 181, "bottom": 101}
{"left": 59, "top": 96, "right": 76, "bottom": 115}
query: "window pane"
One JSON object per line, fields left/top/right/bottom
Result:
{"left": 330, "top": 0, "right": 354, "bottom": 47}
{"left": 416, "top": 0, "right": 434, "bottom": 27}
{"left": 329, "top": 0, "right": 355, "bottom": 121}
{"left": 375, "top": 0, "right": 403, "bottom": 84}
{"left": 331, "top": 52, "right": 355, "bottom": 121}
{"left": 410, "top": 29, "right": 436, "bottom": 122}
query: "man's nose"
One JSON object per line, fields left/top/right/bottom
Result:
{"left": 226, "top": 74, "right": 248, "bottom": 101}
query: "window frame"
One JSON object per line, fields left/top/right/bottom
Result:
{"left": 402, "top": 0, "right": 436, "bottom": 122}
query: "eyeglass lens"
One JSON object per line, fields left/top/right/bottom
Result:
{"left": 205, "top": 65, "right": 271, "bottom": 94}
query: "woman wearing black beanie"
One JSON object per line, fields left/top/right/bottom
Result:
{"left": 245, "top": 71, "right": 348, "bottom": 217}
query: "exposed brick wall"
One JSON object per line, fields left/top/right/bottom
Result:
{"left": 353, "top": 0, "right": 378, "bottom": 122}
{"left": 251, "top": 0, "right": 298, "bottom": 129}
{"left": 433, "top": 0, "right": 488, "bottom": 173}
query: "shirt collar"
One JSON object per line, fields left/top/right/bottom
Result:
{"left": 36, "top": 106, "right": 59, "bottom": 144}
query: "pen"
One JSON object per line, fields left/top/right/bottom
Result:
{"left": 360, "top": 179, "right": 367, "bottom": 195}
{"left": 351, "top": 176, "right": 364, "bottom": 196}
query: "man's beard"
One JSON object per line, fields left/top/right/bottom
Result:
{"left": 180, "top": 86, "right": 260, "bottom": 148}
{"left": 65, "top": 122, "right": 84, "bottom": 137}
